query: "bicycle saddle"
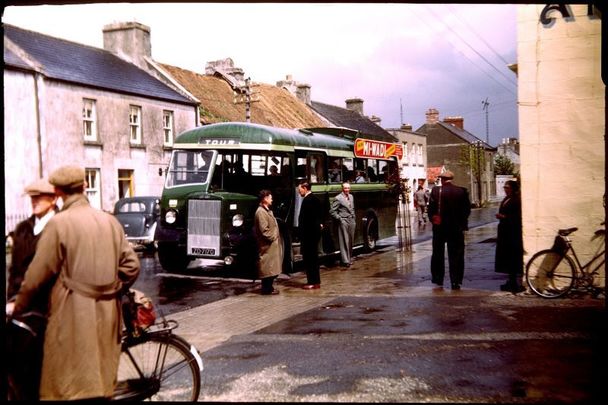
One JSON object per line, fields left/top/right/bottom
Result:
{"left": 558, "top": 227, "right": 578, "bottom": 236}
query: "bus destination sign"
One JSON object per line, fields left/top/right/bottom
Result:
{"left": 354, "top": 138, "right": 403, "bottom": 160}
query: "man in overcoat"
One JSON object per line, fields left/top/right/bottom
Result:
{"left": 329, "top": 182, "right": 356, "bottom": 268}
{"left": 298, "top": 180, "right": 323, "bottom": 289}
{"left": 253, "top": 189, "right": 284, "bottom": 295}
{"left": 12, "top": 165, "right": 140, "bottom": 400}
{"left": 6, "top": 178, "right": 58, "bottom": 400}
{"left": 427, "top": 170, "right": 471, "bottom": 290}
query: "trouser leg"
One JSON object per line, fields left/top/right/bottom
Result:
{"left": 302, "top": 239, "right": 320, "bottom": 284}
{"left": 431, "top": 228, "right": 446, "bottom": 284}
{"left": 447, "top": 231, "right": 465, "bottom": 285}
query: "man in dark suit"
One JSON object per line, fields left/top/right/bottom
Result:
{"left": 297, "top": 180, "right": 323, "bottom": 289}
{"left": 427, "top": 170, "right": 471, "bottom": 290}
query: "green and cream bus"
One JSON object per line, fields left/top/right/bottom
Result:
{"left": 155, "top": 122, "right": 402, "bottom": 273}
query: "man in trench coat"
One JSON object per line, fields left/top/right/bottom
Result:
{"left": 253, "top": 189, "right": 284, "bottom": 295}
{"left": 12, "top": 165, "right": 140, "bottom": 400}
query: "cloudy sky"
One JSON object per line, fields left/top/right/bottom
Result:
{"left": 3, "top": 2, "right": 518, "bottom": 147}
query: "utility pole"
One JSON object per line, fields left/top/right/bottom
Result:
{"left": 233, "top": 77, "right": 259, "bottom": 123}
{"left": 400, "top": 99, "right": 404, "bottom": 126}
{"left": 482, "top": 98, "right": 490, "bottom": 144}
{"left": 475, "top": 140, "right": 483, "bottom": 206}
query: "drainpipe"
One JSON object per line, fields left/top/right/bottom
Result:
{"left": 33, "top": 72, "right": 44, "bottom": 178}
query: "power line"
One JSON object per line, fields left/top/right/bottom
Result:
{"left": 446, "top": 4, "right": 512, "bottom": 67}
{"left": 414, "top": 8, "right": 516, "bottom": 96}
{"left": 424, "top": 5, "right": 518, "bottom": 89}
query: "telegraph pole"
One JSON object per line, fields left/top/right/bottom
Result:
{"left": 234, "top": 77, "right": 258, "bottom": 123}
{"left": 482, "top": 98, "right": 490, "bottom": 144}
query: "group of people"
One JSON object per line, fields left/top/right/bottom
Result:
{"left": 6, "top": 165, "right": 141, "bottom": 401}
{"left": 6, "top": 166, "right": 525, "bottom": 400}
{"left": 253, "top": 181, "right": 356, "bottom": 294}
{"left": 427, "top": 170, "right": 524, "bottom": 293}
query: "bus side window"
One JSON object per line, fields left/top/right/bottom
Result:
{"left": 309, "top": 153, "right": 326, "bottom": 184}
{"left": 329, "top": 158, "right": 342, "bottom": 183}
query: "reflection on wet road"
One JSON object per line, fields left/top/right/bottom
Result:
{"left": 131, "top": 206, "right": 499, "bottom": 315}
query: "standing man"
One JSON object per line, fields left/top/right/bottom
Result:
{"left": 253, "top": 189, "right": 283, "bottom": 295}
{"left": 6, "top": 178, "right": 58, "bottom": 401}
{"left": 297, "top": 181, "right": 323, "bottom": 289}
{"left": 330, "top": 182, "right": 356, "bottom": 268}
{"left": 413, "top": 185, "right": 428, "bottom": 225}
{"left": 427, "top": 170, "right": 471, "bottom": 290}
{"left": 12, "top": 165, "right": 140, "bottom": 400}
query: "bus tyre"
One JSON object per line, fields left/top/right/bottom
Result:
{"left": 157, "top": 243, "right": 190, "bottom": 273}
{"left": 363, "top": 216, "right": 378, "bottom": 252}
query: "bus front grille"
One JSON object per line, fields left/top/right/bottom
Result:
{"left": 187, "top": 200, "right": 221, "bottom": 257}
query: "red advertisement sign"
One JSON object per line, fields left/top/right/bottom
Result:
{"left": 354, "top": 138, "right": 403, "bottom": 160}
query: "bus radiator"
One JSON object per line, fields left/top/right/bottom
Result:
{"left": 187, "top": 199, "right": 221, "bottom": 257}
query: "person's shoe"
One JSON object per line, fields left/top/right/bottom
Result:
{"left": 261, "top": 289, "right": 279, "bottom": 295}
{"left": 451, "top": 283, "right": 461, "bottom": 290}
{"left": 512, "top": 285, "right": 526, "bottom": 294}
{"left": 302, "top": 284, "right": 320, "bottom": 290}
{"left": 431, "top": 278, "right": 443, "bottom": 286}
{"left": 500, "top": 282, "right": 516, "bottom": 292}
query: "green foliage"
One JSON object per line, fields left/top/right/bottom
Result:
{"left": 459, "top": 143, "right": 485, "bottom": 176}
{"left": 494, "top": 154, "right": 515, "bottom": 175}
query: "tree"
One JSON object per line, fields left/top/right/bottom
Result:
{"left": 494, "top": 154, "right": 515, "bottom": 176}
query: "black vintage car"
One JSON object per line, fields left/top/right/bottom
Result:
{"left": 113, "top": 196, "right": 160, "bottom": 251}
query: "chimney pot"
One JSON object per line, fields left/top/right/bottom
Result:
{"left": 345, "top": 98, "right": 364, "bottom": 115}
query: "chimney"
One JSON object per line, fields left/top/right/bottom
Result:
{"left": 296, "top": 83, "right": 311, "bottom": 106}
{"left": 205, "top": 58, "right": 245, "bottom": 82}
{"left": 276, "top": 74, "right": 298, "bottom": 93}
{"left": 400, "top": 123, "right": 413, "bottom": 131}
{"left": 345, "top": 98, "right": 364, "bottom": 115}
{"left": 103, "top": 21, "right": 151, "bottom": 70}
{"left": 370, "top": 115, "right": 381, "bottom": 125}
{"left": 443, "top": 116, "right": 464, "bottom": 129}
{"left": 425, "top": 108, "right": 439, "bottom": 124}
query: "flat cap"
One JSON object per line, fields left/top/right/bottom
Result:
{"left": 49, "top": 165, "right": 85, "bottom": 189}
{"left": 439, "top": 170, "right": 454, "bottom": 179}
{"left": 24, "top": 178, "right": 55, "bottom": 196}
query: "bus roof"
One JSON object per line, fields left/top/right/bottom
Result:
{"left": 174, "top": 122, "right": 354, "bottom": 155}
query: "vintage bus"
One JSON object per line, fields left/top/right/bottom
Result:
{"left": 155, "top": 122, "right": 402, "bottom": 273}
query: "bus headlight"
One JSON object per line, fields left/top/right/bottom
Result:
{"left": 165, "top": 209, "right": 177, "bottom": 224}
{"left": 232, "top": 214, "right": 244, "bottom": 227}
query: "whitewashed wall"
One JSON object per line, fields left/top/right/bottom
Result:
{"left": 517, "top": 5, "right": 604, "bottom": 278}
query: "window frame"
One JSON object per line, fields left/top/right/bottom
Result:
{"left": 163, "top": 110, "right": 174, "bottom": 147}
{"left": 85, "top": 168, "right": 102, "bottom": 210}
{"left": 82, "top": 98, "right": 98, "bottom": 142}
{"left": 129, "top": 105, "right": 142, "bottom": 145}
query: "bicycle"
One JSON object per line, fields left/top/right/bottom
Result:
{"left": 525, "top": 222, "right": 605, "bottom": 299}
{"left": 112, "top": 290, "right": 203, "bottom": 401}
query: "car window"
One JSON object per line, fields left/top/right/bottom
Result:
{"left": 119, "top": 201, "right": 146, "bottom": 213}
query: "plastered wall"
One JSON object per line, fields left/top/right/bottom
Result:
{"left": 517, "top": 4, "right": 605, "bottom": 279}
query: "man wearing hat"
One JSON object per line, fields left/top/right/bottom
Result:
{"left": 427, "top": 170, "right": 471, "bottom": 290}
{"left": 12, "top": 165, "right": 140, "bottom": 400}
{"left": 6, "top": 178, "right": 58, "bottom": 401}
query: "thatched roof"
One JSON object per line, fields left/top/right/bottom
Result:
{"left": 159, "top": 63, "right": 327, "bottom": 128}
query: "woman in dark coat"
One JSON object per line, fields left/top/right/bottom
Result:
{"left": 495, "top": 180, "right": 525, "bottom": 293}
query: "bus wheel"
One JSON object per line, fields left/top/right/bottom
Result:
{"left": 363, "top": 216, "right": 378, "bottom": 252}
{"left": 157, "top": 243, "right": 190, "bottom": 272}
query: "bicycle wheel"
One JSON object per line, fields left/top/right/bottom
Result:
{"left": 116, "top": 333, "right": 201, "bottom": 401}
{"left": 525, "top": 249, "right": 575, "bottom": 298}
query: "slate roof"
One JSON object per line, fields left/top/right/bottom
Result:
{"left": 310, "top": 100, "right": 398, "bottom": 142}
{"left": 3, "top": 24, "right": 195, "bottom": 105}
{"left": 159, "top": 63, "right": 328, "bottom": 128}
{"left": 416, "top": 121, "right": 493, "bottom": 149}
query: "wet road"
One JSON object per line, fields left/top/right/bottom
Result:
{"left": 132, "top": 206, "right": 499, "bottom": 316}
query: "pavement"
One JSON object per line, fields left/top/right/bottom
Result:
{"left": 166, "top": 219, "right": 607, "bottom": 403}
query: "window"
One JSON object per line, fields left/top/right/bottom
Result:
{"left": 83, "top": 98, "right": 97, "bottom": 141}
{"left": 85, "top": 168, "right": 101, "bottom": 210}
{"left": 118, "top": 169, "right": 134, "bottom": 199}
{"left": 417, "top": 144, "right": 424, "bottom": 165}
{"left": 163, "top": 110, "right": 174, "bottom": 146}
{"left": 402, "top": 142, "right": 409, "bottom": 165}
{"left": 129, "top": 105, "right": 142, "bottom": 145}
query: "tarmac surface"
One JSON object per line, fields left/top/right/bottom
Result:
{"left": 167, "top": 219, "right": 606, "bottom": 403}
